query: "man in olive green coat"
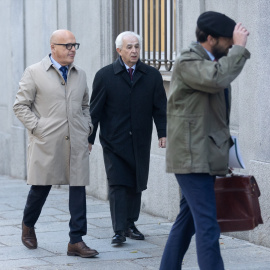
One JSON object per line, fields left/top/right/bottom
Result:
{"left": 160, "top": 11, "right": 250, "bottom": 270}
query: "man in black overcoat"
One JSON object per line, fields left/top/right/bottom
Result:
{"left": 88, "top": 31, "right": 167, "bottom": 244}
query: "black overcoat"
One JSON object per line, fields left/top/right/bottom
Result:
{"left": 88, "top": 58, "right": 167, "bottom": 192}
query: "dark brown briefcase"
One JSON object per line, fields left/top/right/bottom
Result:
{"left": 214, "top": 174, "right": 263, "bottom": 233}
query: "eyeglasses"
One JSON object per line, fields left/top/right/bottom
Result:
{"left": 53, "top": 43, "right": 80, "bottom": 50}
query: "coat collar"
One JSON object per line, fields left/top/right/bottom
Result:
{"left": 188, "top": 41, "right": 211, "bottom": 61}
{"left": 43, "top": 54, "right": 78, "bottom": 72}
{"left": 113, "top": 57, "right": 148, "bottom": 87}
{"left": 113, "top": 57, "right": 147, "bottom": 75}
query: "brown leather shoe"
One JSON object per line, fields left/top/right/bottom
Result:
{"left": 22, "top": 221, "right": 37, "bottom": 249}
{"left": 67, "top": 241, "right": 99, "bottom": 258}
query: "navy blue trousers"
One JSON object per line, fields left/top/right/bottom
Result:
{"left": 23, "top": 185, "right": 86, "bottom": 244}
{"left": 160, "top": 173, "right": 224, "bottom": 270}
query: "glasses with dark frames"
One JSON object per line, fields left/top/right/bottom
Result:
{"left": 53, "top": 43, "right": 80, "bottom": 50}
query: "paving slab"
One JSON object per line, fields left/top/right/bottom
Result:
{"left": 87, "top": 227, "right": 115, "bottom": 239}
{"left": 87, "top": 216, "right": 113, "bottom": 228}
{"left": 0, "top": 175, "right": 270, "bottom": 270}
{"left": 0, "top": 245, "right": 55, "bottom": 260}
{"left": 23, "top": 260, "right": 146, "bottom": 270}
{"left": 0, "top": 225, "right": 21, "bottom": 236}
{"left": 0, "top": 258, "right": 50, "bottom": 269}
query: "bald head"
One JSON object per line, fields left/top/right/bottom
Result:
{"left": 50, "top": 29, "right": 77, "bottom": 66}
{"left": 50, "top": 29, "right": 75, "bottom": 44}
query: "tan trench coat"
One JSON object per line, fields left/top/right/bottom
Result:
{"left": 166, "top": 43, "right": 250, "bottom": 176}
{"left": 13, "top": 55, "right": 93, "bottom": 186}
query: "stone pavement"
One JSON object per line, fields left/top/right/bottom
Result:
{"left": 0, "top": 175, "right": 270, "bottom": 270}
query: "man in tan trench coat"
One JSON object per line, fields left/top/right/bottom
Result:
{"left": 13, "top": 30, "right": 98, "bottom": 258}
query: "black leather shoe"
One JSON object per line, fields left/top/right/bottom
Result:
{"left": 111, "top": 231, "right": 126, "bottom": 244}
{"left": 125, "top": 225, "right": 145, "bottom": 240}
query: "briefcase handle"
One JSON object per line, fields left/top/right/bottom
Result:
{"left": 222, "top": 173, "right": 261, "bottom": 198}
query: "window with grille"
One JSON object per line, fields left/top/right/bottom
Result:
{"left": 113, "top": 0, "right": 176, "bottom": 71}
{"left": 134, "top": 0, "right": 176, "bottom": 71}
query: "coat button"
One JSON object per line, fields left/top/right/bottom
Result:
{"left": 61, "top": 81, "right": 65, "bottom": 85}
{"left": 65, "top": 136, "right": 69, "bottom": 140}
{"left": 129, "top": 131, "right": 132, "bottom": 135}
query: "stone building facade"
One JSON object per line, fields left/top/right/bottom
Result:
{"left": 0, "top": 0, "right": 269, "bottom": 247}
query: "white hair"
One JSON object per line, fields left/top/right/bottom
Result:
{"left": 115, "top": 31, "right": 142, "bottom": 49}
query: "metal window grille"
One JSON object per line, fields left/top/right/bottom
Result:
{"left": 134, "top": 0, "right": 175, "bottom": 71}
{"left": 113, "top": 0, "right": 175, "bottom": 71}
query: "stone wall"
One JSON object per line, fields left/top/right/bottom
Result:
{"left": 1, "top": 0, "right": 270, "bottom": 247}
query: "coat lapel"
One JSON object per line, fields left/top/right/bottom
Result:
{"left": 132, "top": 60, "right": 147, "bottom": 87}
{"left": 131, "top": 72, "right": 142, "bottom": 87}
{"left": 113, "top": 57, "right": 148, "bottom": 88}
{"left": 113, "top": 58, "right": 131, "bottom": 86}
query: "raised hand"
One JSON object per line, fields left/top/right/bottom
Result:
{"left": 233, "top": 22, "right": 250, "bottom": 47}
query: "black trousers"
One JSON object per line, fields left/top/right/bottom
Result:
{"left": 23, "top": 185, "right": 87, "bottom": 244}
{"left": 109, "top": 185, "right": 142, "bottom": 232}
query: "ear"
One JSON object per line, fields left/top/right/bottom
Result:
{"left": 207, "top": 35, "right": 218, "bottom": 46}
{"left": 116, "top": 48, "right": 121, "bottom": 55}
{"left": 51, "top": 44, "right": 55, "bottom": 52}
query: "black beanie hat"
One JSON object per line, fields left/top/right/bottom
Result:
{"left": 197, "top": 11, "right": 236, "bottom": 38}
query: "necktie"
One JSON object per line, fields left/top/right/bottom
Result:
{"left": 59, "top": 66, "right": 68, "bottom": 82}
{"left": 128, "top": 68, "right": 133, "bottom": 81}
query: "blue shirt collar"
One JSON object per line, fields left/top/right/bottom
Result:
{"left": 124, "top": 62, "right": 136, "bottom": 71}
{"left": 50, "top": 55, "right": 69, "bottom": 69}
{"left": 203, "top": 48, "right": 215, "bottom": 61}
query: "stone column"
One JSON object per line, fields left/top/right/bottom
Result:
{"left": 0, "top": 0, "right": 26, "bottom": 178}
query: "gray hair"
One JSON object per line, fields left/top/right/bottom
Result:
{"left": 115, "top": 31, "right": 142, "bottom": 49}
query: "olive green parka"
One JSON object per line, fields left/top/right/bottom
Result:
{"left": 166, "top": 42, "right": 250, "bottom": 176}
